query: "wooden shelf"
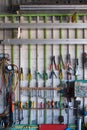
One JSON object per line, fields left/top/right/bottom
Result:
{"left": 22, "top": 108, "right": 65, "bottom": 110}
{"left": 20, "top": 87, "right": 63, "bottom": 91}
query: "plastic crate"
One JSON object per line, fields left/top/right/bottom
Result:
{"left": 39, "top": 124, "right": 67, "bottom": 130}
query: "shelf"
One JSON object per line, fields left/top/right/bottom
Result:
{"left": 20, "top": 87, "right": 62, "bottom": 91}
{"left": 1, "top": 38, "right": 87, "bottom": 45}
{"left": 20, "top": 107, "right": 77, "bottom": 110}
{"left": 0, "top": 23, "right": 87, "bottom": 29}
{"left": 20, "top": 5, "right": 87, "bottom": 11}
{"left": 22, "top": 108, "right": 64, "bottom": 110}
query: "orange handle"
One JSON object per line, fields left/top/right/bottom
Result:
{"left": 20, "top": 101, "right": 23, "bottom": 109}
{"left": 12, "top": 102, "right": 15, "bottom": 112}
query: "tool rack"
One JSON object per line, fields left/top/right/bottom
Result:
{"left": 0, "top": 13, "right": 87, "bottom": 130}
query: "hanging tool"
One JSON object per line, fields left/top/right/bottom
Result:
{"left": 11, "top": 99, "right": 15, "bottom": 113}
{"left": 58, "top": 55, "right": 66, "bottom": 80}
{"left": 5, "top": 63, "right": 19, "bottom": 124}
{"left": 55, "top": 101, "right": 59, "bottom": 108}
{"left": 0, "top": 57, "right": 10, "bottom": 127}
{"left": 51, "top": 100, "right": 55, "bottom": 108}
{"left": 50, "top": 56, "right": 57, "bottom": 70}
{"left": 71, "top": 12, "right": 77, "bottom": 23}
{"left": 48, "top": 101, "right": 51, "bottom": 108}
{"left": 27, "top": 69, "right": 32, "bottom": 81}
{"left": 20, "top": 67, "right": 24, "bottom": 80}
{"left": 49, "top": 70, "right": 57, "bottom": 79}
{"left": 35, "top": 71, "right": 43, "bottom": 79}
{"left": 19, "top": 101, "right": 23, "bottom": 121}
{"left": 58, "top": 16, "right": 64, "bottom": 124}
{"left": 0, "top": 53, "right": 19, "bottom": 127}
{"left": 32, "top": 101, "right": 36, "bottom": 109}
{"left": 66, "top": 54, "right": 73, "bottom": 80}
{"left": 82, "top": 52, "right": 87, "bottom": 68}
{"left": 29, "top": 100, "right": 32, "bottom": 108}
{"left": 40, "top": 102, "right": 43, "bottom": 117}
{"left": 58, "top": 55, "right": 66, "bottom": 71}
{"left": 18, "top": 70, "right": 24, "bottom": 121}
{"left": 0, "top": 53, "right": 9, "bottom": 61}
{"left": 43, "top": 71, "right": 48, "bottom": 80}
{"left": 74, "top": 58, "right": 79, "bottom": 76}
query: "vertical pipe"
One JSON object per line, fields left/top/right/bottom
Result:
{"left": 28, "top": 16, "right": 32, "bottom": 124}
{"left": 51, "top": 16, "right": 54, "bottom": 124}
{"left": 11, "top": 17, "right": 15, "bottom": 124}
{"left": 58, "top": 16, "right": 64, "bottom": 124}
{"left": 75, "top": 14, "right": 78, "bottom": 80}
{"left": 3, "top": 17, "right": 5, "bottom": 54}
{"left": 75, "top": 14, "right": 78, "bottom": 130}
{"left": 11, "top": 16, "right": 14, "bottom": 64}
{"left": 36, "top": 16, "right": 38, "bottom": 124}
{"left": 18, "top": 16, "right": 21, "bottom": 125}
{"left": 82, "top": 15, "right": 85, "bottom": 126}
{"left": 59, "top": 16, "right": 63, "bottom": 120}
{"left": 67, "top": 18, "right": 69, "bottom": 126}
{"left": 44, "top": 16, "right": 47, "bottom": 124}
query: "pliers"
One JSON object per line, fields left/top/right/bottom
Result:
{"left": 66, "top": 54, "right": 73, "bottom": 80}
{"left": 59, "top": 69, "right": 63, "bottom": 79}
{"left": 50, "top": 56, "right": 57, "bottom": 70}
{"left": 43, "top": 71, "right": 48, "bottom": 80}
{"left": 58, "top": 55, "right": 65, "bottom": 70}
{"left": 74, "top": 58, "right": 79, "bottom": 76}
{"left": 49, "top": 70, "right": 57, "bottom": 79}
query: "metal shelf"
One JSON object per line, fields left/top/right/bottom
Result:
{"left": 20, "top": 107, "right": 77, "bottom": 110}
{"left": 0, "top": 23, "right": 87, "bottom": 29}
{"left": 20, "top": 87, "right": 62, "bottom": 91}
{"left": 20, "top": 5, "right": 87, "bottom": 11}
{"left": 22, "top": 108, "right": 65, "bottom": 110}
{"left": 1, "top": 38, "right": 87, "bottom": 45}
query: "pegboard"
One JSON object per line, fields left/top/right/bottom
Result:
{"left": 0, "top": 14, "right": 87, "bottom": 127}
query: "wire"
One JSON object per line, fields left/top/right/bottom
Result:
{"left": 0, "top": 59, "right": 19, "bottom": 118}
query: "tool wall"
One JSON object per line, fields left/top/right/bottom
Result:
{"left": 0, "top": 14, "right": 87, "bottom": 129}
